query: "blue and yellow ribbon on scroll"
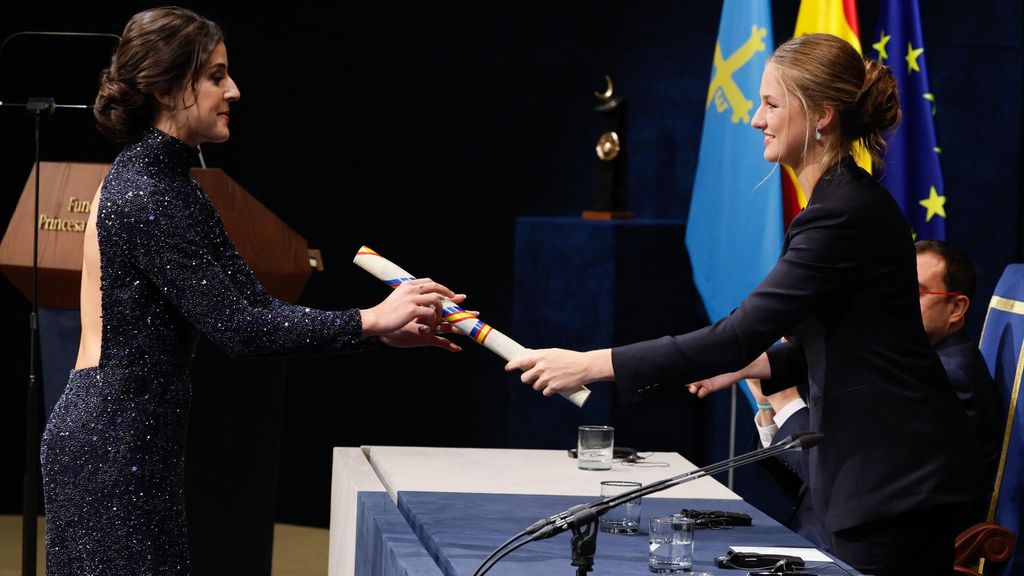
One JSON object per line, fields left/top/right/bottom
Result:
{"left": 352, "top": 246, "right": 590, "bottom": 407}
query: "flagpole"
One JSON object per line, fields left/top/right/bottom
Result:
{"left": 728, "top": 382, "right": 737, "bottom": 489}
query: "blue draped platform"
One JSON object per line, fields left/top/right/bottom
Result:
{"left": 355, "top": 492, "right": 444, "bottom": 576}
{"left": 355, "top": 490, "right": 858, "bottom": 575}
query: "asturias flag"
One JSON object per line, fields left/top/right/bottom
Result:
{"left": 873, "top": 0, "right": 947, "bottom": 240}
{"left": 686, "top": 0, "right": 782, "bottom": 328}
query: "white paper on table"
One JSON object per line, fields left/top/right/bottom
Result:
{"left": 729, "top": 546, "right": 832, "bottom": 562}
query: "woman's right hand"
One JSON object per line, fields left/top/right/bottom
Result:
{"left": 359, "top": 278, "right": 460, "bottom": 338}
{"left": 505, "top": 348, "right": 611, "bottom": 396}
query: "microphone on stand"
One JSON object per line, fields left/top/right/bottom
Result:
{"left": 0, "top": 30, "right": 120, "bottom": 576}
{"left": 473, "top": 431, "right": 824, "bottom": 576}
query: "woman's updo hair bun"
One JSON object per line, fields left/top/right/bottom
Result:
{"left": 94, "top": 6, "right": 223, "bottom": 143}
{"left": 855, "top": 60, "right": 902, "bottom": 169}
{"left": 94, "top": 65, "right": 149, "bottom": 143}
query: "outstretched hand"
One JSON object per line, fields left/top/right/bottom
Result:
{"left": 505, "top": 348, "right": 611, "bottom": 396}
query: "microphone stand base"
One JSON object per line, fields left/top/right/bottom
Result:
{"left": 570, "top": 520, "right": 598, "bottom": 575}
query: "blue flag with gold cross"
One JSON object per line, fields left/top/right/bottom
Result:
{"left": 872, "top": 0, "right": 946, "bottom": 240}
{"left": 686, "top": 0, "right": 781, "bottom": 326}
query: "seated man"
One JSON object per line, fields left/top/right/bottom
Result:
{"left": 916, "top": 240, "right": 1002, "bottom": 479}
{"left": 742, "top": 240, "right": 1000, "bottom": 549}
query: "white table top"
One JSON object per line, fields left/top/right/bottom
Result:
{"left": 363, "top": 445, "right": 740, "bottom": 501}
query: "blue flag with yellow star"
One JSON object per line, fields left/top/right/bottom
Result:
{"left": 687, "top": 0, "right": 781, "bottom": 325}
{"left": 873, "top": 0, "right": 946, "bottom": 239}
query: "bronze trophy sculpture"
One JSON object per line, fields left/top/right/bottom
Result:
{"left": 584, "top": 74, "right": 633, "bottom": 220}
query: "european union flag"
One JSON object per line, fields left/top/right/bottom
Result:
{"left": 686, "top": 0, "right": 782, "bottom": 326}
{"left": 872, "top": 0, "right": 947, "bottom": 240}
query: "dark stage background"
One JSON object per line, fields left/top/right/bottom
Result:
{"left": 1, "top": 0, "right": 1021, "bottom": 529}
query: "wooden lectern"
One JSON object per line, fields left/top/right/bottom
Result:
{"left": 0, "top": 162, "right": 317, "bottom": 576}
{"left": 0, "top": 161, "right": 317, "bottom": 307}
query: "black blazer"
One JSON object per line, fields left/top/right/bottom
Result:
{"left": 936, "top": 329, "right": 1002, "bottom": 486}
{"left": 613, "top": 158, "right": 989, "bottom": 532}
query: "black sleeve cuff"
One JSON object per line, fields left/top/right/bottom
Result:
{"left": 762, "top": 341, "right": 806, "bottom": 395}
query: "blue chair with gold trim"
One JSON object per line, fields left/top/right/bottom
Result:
{"left": 956, "top": 264, "right": 1024, "bottom": 575}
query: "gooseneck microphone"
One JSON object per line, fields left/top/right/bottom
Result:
{"left": 473, "top": 431, "right": 824, "bottom": 576}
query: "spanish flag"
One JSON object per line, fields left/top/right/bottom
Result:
{"left": 794, "top": 0, "right": 862, "bottom": 51}
{"left": 782, "top": 0, "right": 868, "bottom": 229}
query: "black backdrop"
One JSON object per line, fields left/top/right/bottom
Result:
{"left": 1, "top": 0, "right": 1020, "bottom": 527}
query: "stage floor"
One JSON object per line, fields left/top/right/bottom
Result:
{"left": 0, "top": 515, "right": 327, "bottom": 576}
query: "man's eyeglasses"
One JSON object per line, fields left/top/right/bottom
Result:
{"left": 919, "top": 290, "right": 963, "bottom": 298}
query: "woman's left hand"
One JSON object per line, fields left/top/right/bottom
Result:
{"left": 379, "top": 321, "right": 463, "bottom": 352}
{"left": 505, "top": 348, "right": 612, "bottom": 396}
{"left": 687, "top": 372, "right": 741, "bottom": 399}
{"left": 379, "top": 293, "right": 470, "bottom": 352}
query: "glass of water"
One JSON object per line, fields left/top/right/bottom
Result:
{"left": 599, "top": 480, "right": 642, "bottom": 534}
{"left": 577, "top": 425, "right": 614, "bottom": 470}
{"left": 649, "top": 515, "right": 694, "bottom": 573}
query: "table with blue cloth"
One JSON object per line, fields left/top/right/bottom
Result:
{"left": 335, "top": 446, "right": 738, "bottom": 576}
{"left": 341, "top": 447, "right": 858, "bottom": 576}
{"left": 380, "top": 492, "right": 857, "bottom": 575}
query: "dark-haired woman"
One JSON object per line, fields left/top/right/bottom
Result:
{"left": 509, "top": 34, "right": 988, "bottom": 574}
{"left": 40, "top": 7, "right": 462, "bottom": 574}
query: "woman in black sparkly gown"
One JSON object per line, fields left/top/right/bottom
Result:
{"left": 39, "top": 7, "right": 462, "bottom": 574}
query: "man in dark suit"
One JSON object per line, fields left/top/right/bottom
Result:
{"left": 751, "top": 240, "right": 1000, "bottom": 549}
{"left": 916, "top": 240, "right": 1002, "bottom": 482}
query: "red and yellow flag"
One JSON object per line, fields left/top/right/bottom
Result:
{"left": 782, "top": 0, "right": 869, "bottom": 229}
{"left": 794, "top": 0, "right": 861, "bottom": 50}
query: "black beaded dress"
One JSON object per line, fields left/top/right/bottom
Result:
{"left": 41, "top": 128, "right": 368, "bottom": 575}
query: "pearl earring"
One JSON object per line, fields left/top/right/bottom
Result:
{"left": 815, "top": 127, "right": 822, "bottom": 142}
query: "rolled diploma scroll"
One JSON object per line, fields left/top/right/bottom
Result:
{"left": 352, "top": 246, "right": 591, "bottom": 408}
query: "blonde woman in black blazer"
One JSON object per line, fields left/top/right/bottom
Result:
{"left": 508, "top": 34, "right": 988, "bottom": 575}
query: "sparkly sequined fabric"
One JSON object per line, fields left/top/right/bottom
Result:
{"left": 41, "top": 128, "right": 367, "bottom": 575}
